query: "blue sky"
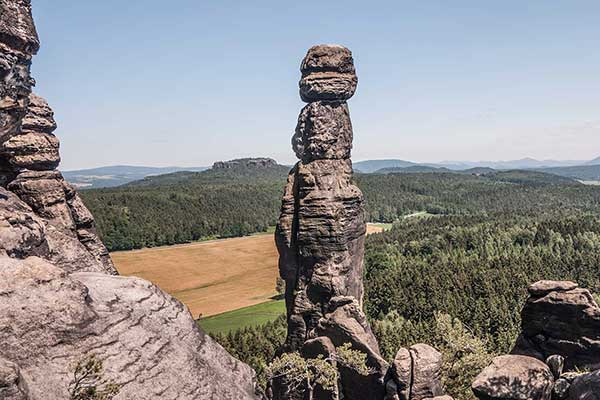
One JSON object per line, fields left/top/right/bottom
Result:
{"left": 31, "top": 0, "right": 600, "bottom": 170}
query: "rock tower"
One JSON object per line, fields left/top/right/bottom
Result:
{"left": 275, "top": 44, "right": 388, "bottom": 400}
{"left": 0, "top": 0, "right": 115, "bottom": 274}
{"left": 0, "top": 1, "right": 261, "bottom": 398}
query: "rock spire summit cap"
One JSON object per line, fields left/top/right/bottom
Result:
{"left": 299, "top": 44, "right": 358, "bottom": 102}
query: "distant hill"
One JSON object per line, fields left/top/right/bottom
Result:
{"left": 536, "top": 164, "right": 600, "bottom": 182}
{"left": 489, "top": 170, "right": 579, "bottom": 185}
{"left": 127, "top": 158, "right": 289, "bottom": 187}
{"left": 354, "top": 159, "right": 416, "bottom": 173}
{"left": 585, "top": 156, "right": 600, "bottom": 166}
{"left": 354, "top": 158, "right": 591, "bottom": 172}
{"left": 69, "top": 157, "right": 599, "bottom": 188}
{"left": 81, "top": 163, "right": 599, "bottom": 251}
{"left": 63, "top": 165, "right": 208, "bottom": 189}
{"left": 372, "top": 165, "right": 578, "bottom": 186}
{"left": 375, "top": 165, "right": 452, "bottom": 174}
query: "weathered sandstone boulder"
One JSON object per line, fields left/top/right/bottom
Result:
{"left": 6, "top": 171, "right": 116, "bottom": 274}
{"left": 388, "top": 348, "right": 412, "bottom": 400}
{"left": 568, "top": 370, "right": 600, "bottom": 400}
{"left": 385, "top": 345, "right": 444, "bottom": 400}
{"left": 299, "top": 44, "right": 357, "bottom": 102}
{"left": 472, "top": 355, "right": 554, "bottom": 400}
{"left": 292, "top": 101, "right": 353, "bottom": 162}
{"left": 2, "top": 130, "right": 60, "bottom": 170}
{"left": 512, "top": 280, "right": 600, "bottom": 370}
{"left": 0, "top": 255, "right": 260, "bottom": 399}
{"left": 410, "top": 344, "right": 444, "bottom": 399}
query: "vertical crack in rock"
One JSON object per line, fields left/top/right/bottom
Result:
{"left": 275, "top": 44, "right": 388, "bottom": 400}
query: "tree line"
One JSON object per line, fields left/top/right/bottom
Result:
{"left": 81, "top": 166, "right": 600, "bottom": 251}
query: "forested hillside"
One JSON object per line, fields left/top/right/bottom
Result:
{"left": 81, "top": 162, "right": 289, "bottom": 250}
{"left": 81, "top": 164, "right": 600, "bottom": 251}
{"left": 215, "top": 212, "right": 600, "bottom": 397}
{"left": 364, "top": 213, "right": 600, "bottom": 352}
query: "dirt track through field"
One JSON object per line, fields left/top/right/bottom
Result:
{"left": 113, "top": 224, "right": 385, "bottom": 318}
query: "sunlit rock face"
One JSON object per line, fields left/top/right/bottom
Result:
{"left": 0, "top": 0, "right": 113, "bottom": 275}
{"left": 275, "top": 44, "right": 388, "bottom": 400}
{"left": 472, "top": 280, "right": 600, "bottom": 400}
{"left": 0, "top": 1, "right": 262, "bottom": 399}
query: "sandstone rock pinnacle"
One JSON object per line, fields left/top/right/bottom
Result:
{"left": 275, "top": 44, "right": 387, "bottom": 400}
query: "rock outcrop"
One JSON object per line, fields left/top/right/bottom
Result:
{"left": 472, "top": 280, "right": 600, "bottom": 400}
{"left": 274, "top": 44, "right": 450, "bottom": 400}
{"left": 0, "top": 1, "right": 261, "bottom": 399}
{"left": 0, "top": 0, "right": 114, "bottom": 275}
{"left": 512, "top": 280, "right": 600, "bottom": 370}
{"left": 471, "top": 355, "right": 554, "bottom": 400}
{"left": 275, "top": 44, "right": 386, "bottom": 400}
{"left": 386, "top": 344, "right": 445, "bottom": 400}
{"left": 213, "top": 157, "right": 278, "bottom": 169}
{"left": 0, "top": 255, "right": 260, "bottom": 399}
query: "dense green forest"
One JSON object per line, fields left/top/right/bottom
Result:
{"left": 214, "top": 211, "right": 600, "bottom": 398}
{"left": 197, "top": 165, "right": 600, "bottom": 398}
{"left": 80, "top": 164, "right": 289, "bottom": 250}
{"left": 81, "top": 162, "right": 600, "bottom": 251}
{"left": 81, "top": 161, "right": 600, "bottom": 397}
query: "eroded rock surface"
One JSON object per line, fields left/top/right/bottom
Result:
{"left": 0, "top": 256, "right": 260, "bottom": 400}
{"left": 274, "top": 44, "right": 450, "bottom": 400}
{"left": 275, "top": 44, "right": 387, "bottom": 400}
{"left": 471, "top": 355, "right": 554, "bottom": 400}
{"left": 0, "top": 1, "right": 262, "bottom": 399}
{"left": 410, "top": 344, "right": 444, "bottom": 399}
{"left": 569, "top": 370, "right": 600, "bottom": 400}
{"left": 2, "top": 93, "right": 60, "bottom": 170}
{"left": 472, "top": 280, "right": 600, "bottom": 400}
{"left": 512, "top": 281, "right": 600, "bottom": 370}
{"left": 385, "top": 345, "right": 444, "bottom": 400}
{"left": 299, "top": 44, "right": 357, "bottom": 102}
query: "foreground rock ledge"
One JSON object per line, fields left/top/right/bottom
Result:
{"left": 0, "top": 256, "right": 260, "bottom": 399}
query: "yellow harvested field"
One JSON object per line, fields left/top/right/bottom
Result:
{"left": 366, "top": 224, "right": 384, "bottom": 234}
{"left": 112, "top": 234, "right": 279, "bottom": 318}
{"left": 112, "top": 224, "right": 384, "bottom": 318}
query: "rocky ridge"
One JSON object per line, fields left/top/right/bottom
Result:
{"left": 213, "top": 157, "right": 279, "bottom": 170}
{"left": 0, "top": 1, "right": 261, "bottom": 399}
{"left": 273, "top": 44, "right": 451, "bottom": 400}
{"left": 472, "top": 280, "right": 600, "bottom": 400}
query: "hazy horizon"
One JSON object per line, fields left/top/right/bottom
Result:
{"left": 61, "top": 154, "right": 600, "bottom": 172}
{"left": 32, "top": 1, "right": 600, "bottom": 170}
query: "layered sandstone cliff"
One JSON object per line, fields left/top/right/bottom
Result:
{"left": 0, "top": 1, "right": 260, "bottom": 399}
{"left": 274, "top": 45, "right": 450, "bottom": 400}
